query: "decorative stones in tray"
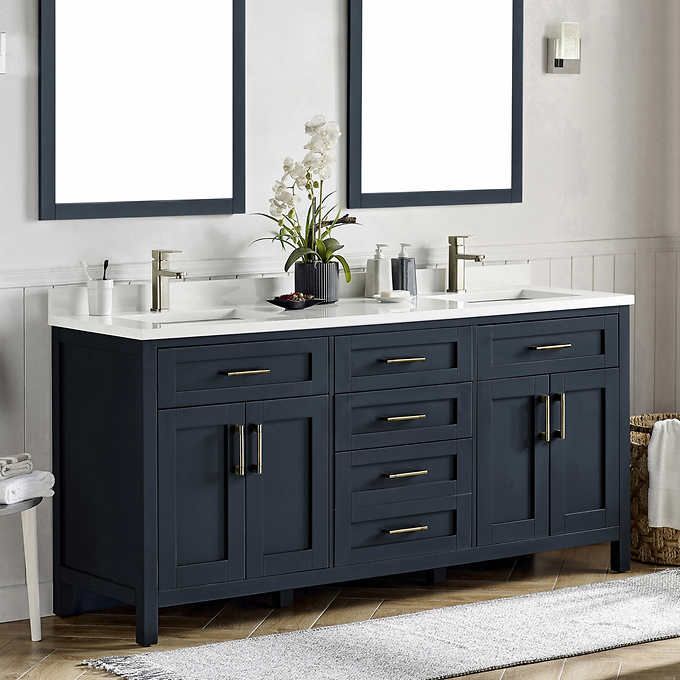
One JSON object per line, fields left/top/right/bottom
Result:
{"left": 267, "top": 293, "right": 326, "bottom": 310}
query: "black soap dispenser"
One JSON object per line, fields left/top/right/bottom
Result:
{"left": 391, "top": 243, "right": 418, "bottom": 296}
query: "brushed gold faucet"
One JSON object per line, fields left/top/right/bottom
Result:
{"left": 447, "top": 236, "right": 485, "bottom": 294}
{"left": 151, "top": 250, "right": 187, "bottom": 312}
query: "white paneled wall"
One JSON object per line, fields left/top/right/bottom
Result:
{"left": 0, "top": 235, "right": 676, "bottom": 622}
{"left": 0, "top": 288, "right": 53, "bottom": 623}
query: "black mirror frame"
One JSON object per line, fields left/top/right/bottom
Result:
{"left": 39, "top": 0, "right": 246, "bottom": 220}
{"left": 347, "top": 0, "right": 523, "bottom": 209}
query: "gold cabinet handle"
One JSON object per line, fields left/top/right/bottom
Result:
{"left": 385, "top": 470, "right": 429, "bottom": 480}
{"left": 256, "top": 424, "right": 263, "bottom": 475}
{"left": 384, "top": 357, "right": 427, "bottom": 365}
{"left": 236, "top": 425, "right": 246, "bottom": 477}
{"left": 385, "top": 525, "right": 429, "bottom": 536}
{"left": 530, "top": 344, "right": 574, "bottom": 351}
{"left": 558, "top": 393, "right": 566, "bottom": 440}
{"left": 221, "top": 369, "right": 272, "bottom": 377}
{"left": 539, "top": 395, "right": 551, "bottom": 443}
{"left": 384, "top": 414, "right": 427, "bottom": 423}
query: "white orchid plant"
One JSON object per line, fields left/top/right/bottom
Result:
{"left": 255, "top": 115, "right": 357, "bottom": 282}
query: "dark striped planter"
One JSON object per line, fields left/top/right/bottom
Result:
{"left": 294, "top": 262, "right": 339, "bottom": 303}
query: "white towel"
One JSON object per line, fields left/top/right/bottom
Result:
{"left": 648, "top": 419, "right": 680, "bottom": 529}
{"left": 0, "top": 453, "right": 33, "bottom": 479}
{"left": 0, "top": 470, "right": 54, "bottom": 505}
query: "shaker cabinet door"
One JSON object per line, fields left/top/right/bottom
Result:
{"left": 549, "top": 370, "right": 620, "bottom": 535}
{"left": 158, "top": 404, "right": 246, "bottom": 590}
{"left": 245, "top": 396, "right": 330, "bottom": 578}
{"left": 477, "top": 376, "right": 550, "bottom": 546}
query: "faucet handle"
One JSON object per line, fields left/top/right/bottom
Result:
{"left": 449, "top": 235, "right": 471, "bottom": 244}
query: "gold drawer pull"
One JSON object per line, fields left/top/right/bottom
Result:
{"left": 236, "top": 425, "right": 246, "bottom": 477}
{"left": 539, "top": 394, "right": 551, "bottom": 444}
{"left": 386, "top": 470, "right": 429, "bottom": 480}
{"left": 222, "top": 369, "right": 272, "bottom": 377}
{"left": 385, "top": 525, "right": 429, "bottom": 536}
{"left": 385, "top": 357, "right": 427, "bottom": 364}
{"left": 256, "top": 424, "right": 264, "bottom": 474}
{"left": 558, "top": 392, "right": 567, "bottom": 440}
{"left": 530, "top": 343, "right": 573, "bottom": 351}
{"left": 384, "top": 414, "right": 427, "bottom": 423}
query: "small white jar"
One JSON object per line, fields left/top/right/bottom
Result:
{"left": 88, "top": 280, "right": 114, "bottom": 316}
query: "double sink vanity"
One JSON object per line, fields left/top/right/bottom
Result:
{"left": 37, "top": 0, "right": 630, "bottom": 651}
{"left": 50, "top": 284, "right": 634, "bottom": 646}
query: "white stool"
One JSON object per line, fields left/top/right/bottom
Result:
{"left": 0, "top": 498, "right": 42, "bottom": 641}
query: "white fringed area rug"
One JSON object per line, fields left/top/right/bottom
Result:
{"left": 86, "top": 570, "right": 680, "bottom": 680}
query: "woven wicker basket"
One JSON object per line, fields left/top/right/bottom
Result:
{"left": 630, "top": 413, "right": 680, "bottom": 565}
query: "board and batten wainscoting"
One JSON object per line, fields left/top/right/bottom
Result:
{"left": 0, "top": 234, "right": 673, "bottom": 624}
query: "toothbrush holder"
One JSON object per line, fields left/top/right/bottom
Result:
{"left": 88, "top": 280, "right": 114, "bottom": 316}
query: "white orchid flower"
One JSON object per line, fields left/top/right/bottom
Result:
{"left": 282, "top": 157, "right": 296, "bottom": 175}
{"left": 305, "top": 114, "right": 327, "bottom": 135}
{"left": 304, "top": 134, "right": 326, "bottom": 153}
{"left": 269, "top": 199, "right": 285, "bottom": 219}
{"left": 302, "top": 151, "right": 319, "bottom": 169}
{"left": 274, "top": 187, "right": 295, "bottom": 206}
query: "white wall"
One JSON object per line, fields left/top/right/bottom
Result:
{"left": 0, "top": 0, "right": 678, "bottom": 622}
{"left": 0, "top": 0, "right": 677, "bottom": 271}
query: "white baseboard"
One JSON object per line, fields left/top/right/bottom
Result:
{"left": 0, "top": 581, "right": 53, "bottom": 623}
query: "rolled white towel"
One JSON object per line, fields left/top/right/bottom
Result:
{"left": 648, "top": 419, "right": 680, "bottom": 529}
{"left": 0, "top": 453, "right": 33, "bottom": 479}
{"left": 0, "top": 470, "right": 54, "bottom": 505}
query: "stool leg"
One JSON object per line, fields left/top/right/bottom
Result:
{"left": 21, "top": 507, "right": 41, "bottom": 642}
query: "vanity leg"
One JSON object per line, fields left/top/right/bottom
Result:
{"left": 136, "top": 592, "right": 159, "bottom": 647}
{"left": 611, "top": 539, "right": 631, "bottom": 573}
{"left": 273, "top": 589, "right": 294, "bottom": 608}
{"left": 425, "top": 567, "right": 448, "bottom": 586}
{"left": 53, "top": 579, "right": 83, "bottom": 617}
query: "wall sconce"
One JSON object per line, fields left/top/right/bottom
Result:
{"left": 547, "top": 22, "right": 581, "bottom": 74}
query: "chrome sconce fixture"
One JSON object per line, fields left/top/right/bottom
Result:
{"left": 547, "top": 21, "right": 581, "bottom": 74}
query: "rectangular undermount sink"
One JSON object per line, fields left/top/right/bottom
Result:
{"left": 115, "top": 309, "right": 244, "bottom": 326}
{"left": 425, "top": 289, "right": 577, "bottom": 304}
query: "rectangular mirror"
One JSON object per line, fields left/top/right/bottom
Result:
{"left": 39, "top": 0, "right": 245, "bottom": 220}
{"left": 348, "top": 0, "right": 523, "bottom": 209}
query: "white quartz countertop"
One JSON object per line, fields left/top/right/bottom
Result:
{"left": 48, "top": 288, "right": 635, "bottom": 341}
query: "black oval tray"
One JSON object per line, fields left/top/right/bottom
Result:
{"left": 267, "top": 298, "right": 326, "bottom": 310}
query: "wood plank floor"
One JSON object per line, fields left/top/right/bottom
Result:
{"left": 0, "top": 543, "right": 677, "bottom": 679}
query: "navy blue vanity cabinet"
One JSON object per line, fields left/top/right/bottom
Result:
{"left": 244, "top": 396, "right": 330, "bottom": 578}
{"left": 157, "top": 396, "right": 329, "bottom": 591}
{"left": 335, "top": 440, "right": 473, "bottom": 565}
{"left": 549, "top": 370, "right": 620, "bottom": 535}
{"left": 477, "top": 315, "right": 623, "bottom": 548}
{"left": 52, "top": 306, "right": 632, "bottom": 647}
{"left": 158, "top": 404, "right": 247, "bottom": 590}
{"left": 477, "top": 376, "right": 551, "bottom": 545}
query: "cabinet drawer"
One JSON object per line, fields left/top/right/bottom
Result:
{"left": 338, "top": 440, "right": 472, "bottom": 504}
{"left": 335, "top": 384, "right": 472, "bottom": 451}
{"left": 335, "top": 327, "right": 472, "bottom": 393}
{"left": 158, "top": 338, "right": 329, "bottom": 408}
{"left": 477, "top": 315, "right": 619, "bottom": 379}
{"left": 335, "top": 495, "right": 471, "bottom": 566}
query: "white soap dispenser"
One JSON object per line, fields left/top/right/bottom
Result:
{"left": 365, "top": 244, "right": 393, "bottom": 298}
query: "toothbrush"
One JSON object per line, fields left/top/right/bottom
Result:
{"left": 103, "top": 259, "right": 110, "bottom": 281}
{"left": 80, "top": 261, "right": 93, "bottom": 281}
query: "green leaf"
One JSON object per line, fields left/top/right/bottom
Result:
{"left": 323, "top": 238, "right": 344, "bottom": 257}
{"left": 253, "top": 212, "right": 282, "bottom": 224}
{"left": 315, "top": 238, "right": 328, "bottom": 262}
{"left": 334, "top": 254, "right": 352, "bottom": 283}
{"left": 284, "top": 247, "right": 317, "bottom": 272}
